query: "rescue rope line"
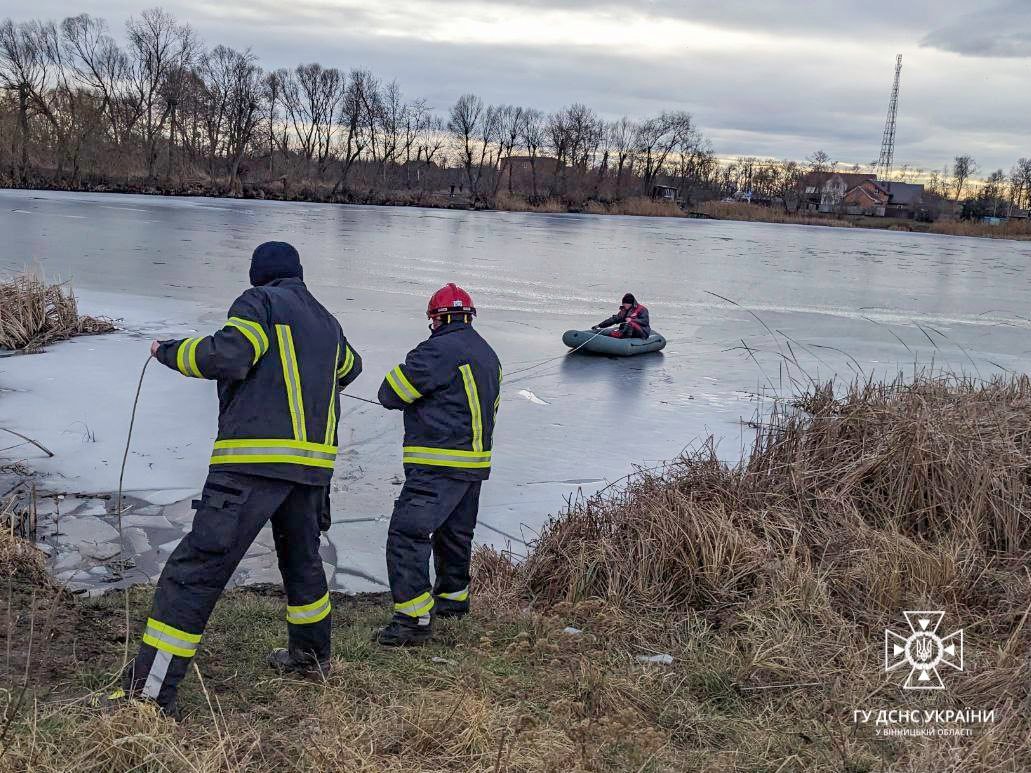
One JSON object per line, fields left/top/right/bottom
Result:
{"left": 503, "top": 328, "right": 609, "bottom": 381}
{"left": 341, "top": 393, "right": 383, "bottom": 407}
{"left": 115, "top": 354, "right": 154, "bottom": 563}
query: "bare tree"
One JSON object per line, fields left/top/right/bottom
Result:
{"left": 332, "top": 68, "right": 374, "bottom": 195}
{"left": 199, "top": 46, "right": 262, "bottom": 191}
{"left": 281, "top": 62, "right": 343, "bottom": 178}
{"left": 952, "top": 155, "right": 975, "bottom": 201}
{"left": 0, "top": 19, "right": 49, "bottom": 180}
{"left": 805, "top": 149, "right": 831, "bottom": 174}
{"left": 60, "top": 14, "right": 139, "bottom": 153}
{"left": 516, "top": 108, "right": 544, "bottom": 200}
{"left": 448, "top": 93, "right": 494, "bottom": 199}
{"left": 125, "top": 8, "right": 194, "bottom": 180}
{"left": 493, "top": 104, "right": 523, "bottom": 196}
{"left": 607, "top": 117, "right": 637, "bottom": 198}
{"left": 634, "top": 111, "right": 695, "bottom": 194}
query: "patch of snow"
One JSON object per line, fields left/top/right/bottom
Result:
{"left": 562, "top": 626, "right": 582, "bottom": 636}
{"left": 517, "top": 389, "right": 549, "bottom": 405}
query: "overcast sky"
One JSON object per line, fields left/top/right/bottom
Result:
{"left": 3, "top": 0, "right": 1029, "bottom": 172}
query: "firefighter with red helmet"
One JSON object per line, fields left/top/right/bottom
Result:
{"left": 375, "top": 283, "right": 502, "bottom": 646}
{"left": 593, "top": 293, "right": 651, "bottom": 339}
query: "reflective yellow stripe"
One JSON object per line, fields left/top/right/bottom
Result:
{"left": 394, "top": 592, "right": 434, "bottom": 618}
{"left": 325, "top": 344, "right": 340, "bottom": 446}
{"left": 402, "top": 446, "right": 492, "bottom": 469}
{"left": 210, "top": 454, "right": 335, "bottom": 468}
{"left": 210, "top": 439, "right": 337, "bottom": 469}
{"left": 438, "top": 587, "right": 469, "bottom": 602}
{"left": 403, "top": 447, "right": 491, "bottom": 458}
{"left": 277, "top": 324, "right": 306, "bottom": 442}
{"left": 176, "top": 338, "right": 202, "bottom": 377}
{"left": 225, "top": 317, "right": 269, "bottom": 365}
{"left": 286, "top": 592, "right": 331, "bottom": 625}
{"left": 337, "top": 345, "right": 355, "bottom": 379}
{"left": 386, "top": 365, "right": 422, "bottom": 404}
{"left": 142, "top": 618, "right": 201, "bottom": 658}
{"left": 187, "top": 337, "right": 202, "bottom": 378}
{"left": 494, "top": 366, "right": 502, "bottom": 415}
{"left": 459, "top": 363, "right": 483, "bottom": 453}
{"left": 213, "top": 439, "right": 337, "bottom": 451}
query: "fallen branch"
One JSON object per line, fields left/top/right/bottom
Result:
{"left": 0, "top": 428, "right": 53, "bottom": 458}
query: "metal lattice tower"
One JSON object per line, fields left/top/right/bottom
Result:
{"left": 876, "top": 54, "right": 902, "bottom": 180}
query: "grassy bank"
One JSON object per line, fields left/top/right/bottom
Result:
{"left": 0, "top": 374, "right": 1029, "bottom": 771}
{"left": 698, "top": 201, "right": 1031, "bottom": 241}
{"left": 0, "top": 273, "right": 114, "bottom": 352}
{"left": 7, "top": 181, "right": 1031, "bottom": 240}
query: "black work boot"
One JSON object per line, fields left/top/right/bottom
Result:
{"left": 267, "top": 648, "right": 332, "bottom": 677}
{"left": 374, "top": 621, "right": 433, "bottom": 647}
{"left": 433, "top": 597, "right": 469, "bottom": 620}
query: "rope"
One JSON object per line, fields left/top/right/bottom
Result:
{"left": 341, "top": 393, "right": 383, "bottom": 407}
{"left": 114, "top": 355, "right": 154, "bottom": 563}
{"left": 502, "top": 329, "right": 609, "bottom": 381}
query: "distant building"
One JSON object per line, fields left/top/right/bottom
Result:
{"left": 802, "top": 172, "right": 876, "bottom": 212}
{"left": 651, "top": 184, "right": 679, "bottom": 201}
{"left": 881, "top": 181, "right": 924, "bottom": 218}
{"left": 843, "top": 179, "right": 890, "bottom": 216}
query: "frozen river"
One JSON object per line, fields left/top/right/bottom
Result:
{"left": 3, "top": 189, "right": 1031, "bottom": 593}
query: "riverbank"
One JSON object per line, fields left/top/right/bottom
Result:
{"left": 5, "top": 180, "right": 1028, "bottom": 241}
{"left": 0, "top": 373, "right": 1028, "bottom": 771}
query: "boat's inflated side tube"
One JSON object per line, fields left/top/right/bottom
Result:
{"left": 562, "top": 329, "right": 667, "bottom": 356}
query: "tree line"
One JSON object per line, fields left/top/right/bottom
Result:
{"left": 0, "top": 8, "right": 722, "bottom": 206}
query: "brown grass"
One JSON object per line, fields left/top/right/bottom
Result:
{"left": 699, "top": 201, "right": 1031, "bottom": 241}
{"left": 1, "top": 374, "right": 1030, "bottom": 770}
{"left": 930, "top": 219, "right": 1031, "bottom": 240}
{"left": 0, "top": 273, "right": 114, "bottom": 352}
{"left": 479, "top": 373, "right": 1031, "bottom": 770}
{"left": 697, "top": 200, "right": 857, "bottom": 227}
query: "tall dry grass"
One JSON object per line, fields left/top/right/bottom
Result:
{"left": 0, "top": 273, "right": 114, "bottom": 352}
{"left": 930, "top": 219, "right": 1031, "bottom": 240}
{"left": 478, "top": 373, "right": 1031, "bottom": 770}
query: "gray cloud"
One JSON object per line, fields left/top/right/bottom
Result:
{"left": 920, "top": 1, "right": 1031, "bottom": 57}
{"left": 0, "top": 0, "right": 1027, "bottom": 170}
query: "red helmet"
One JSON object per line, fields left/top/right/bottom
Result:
{"left": 427, "top": 283, "right": 476, "bottom": 319}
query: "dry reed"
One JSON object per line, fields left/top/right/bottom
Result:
{"left": 0, "top": 273, "right": 114, "bottom": 352}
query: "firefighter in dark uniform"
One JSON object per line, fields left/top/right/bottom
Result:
{"left": 375, "top": 283, "right": 501, "bottom": 646}
{"left": 118, "top": 242, "right": 361, "bottom": 715}
{"left": 593, "top": 292, "right": 651, "bottom": 339}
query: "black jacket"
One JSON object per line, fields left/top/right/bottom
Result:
{"left": 378, "top": 321, "right": 501, "bottom": 481}
{"left": 155, "top": 278, "right": 361, "bottom": 486}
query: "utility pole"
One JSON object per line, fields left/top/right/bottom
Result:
{"left": 876, "top": 54, "right": 902, "bottom": 181}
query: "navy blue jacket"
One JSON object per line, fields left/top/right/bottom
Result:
{"left": 155, "top": 278, "right": 361, "bottom": 486}
{"left": 378, "top": 321, "right": 501, "bottom": 481}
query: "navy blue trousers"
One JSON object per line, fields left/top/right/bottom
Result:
{"left": 123, "top": 471, "right": 330, "bottom": 710}
{"left": 386, "top": 468, "right": 481, "bottom": 626}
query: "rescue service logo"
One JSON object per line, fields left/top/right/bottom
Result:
{"left": 852, "top": 609, "right": 994, "bottom": 739}
{"left": 884, "top": 611, "right": 964, "bottom": 691}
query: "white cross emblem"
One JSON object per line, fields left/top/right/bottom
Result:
{"left": 885, "top": 611, "right": 963, "bottom": 690}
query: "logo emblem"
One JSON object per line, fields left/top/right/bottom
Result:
{"left": 885, "top": 611, "right": 963, "bottom": 690}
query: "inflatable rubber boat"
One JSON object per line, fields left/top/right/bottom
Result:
{"left": 562, "top": 329, "right": 667, "bottom": 356}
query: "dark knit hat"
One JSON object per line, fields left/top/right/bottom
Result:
{"left": 250, "top": 241, "right": 303, "bottom": 286}
{"left": 622, "top": 293, "right": 636, "bottom": 305}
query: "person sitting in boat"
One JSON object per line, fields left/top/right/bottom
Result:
{"left": 593, "top": 293, "right": 651, "bottom": 339}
